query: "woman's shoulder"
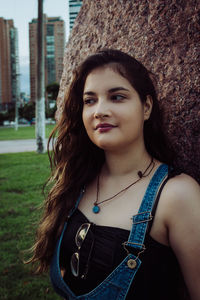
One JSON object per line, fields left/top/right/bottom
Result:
{"left": 159, "top": 171, "right": 200, "bottom": 233}
{"left": 156, "top": 170, "right": 200, "bottom": 227}
{"left": 165, "top": 171, "right": 199, "bottom": 202}
{"left": 160, "top": 171, "right": 199, "bottom": 212}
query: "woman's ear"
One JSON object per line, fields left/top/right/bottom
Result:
{"left": 144, "top": 95, "right": 153, "bottom": 121}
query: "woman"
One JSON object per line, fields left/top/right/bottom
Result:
{"left": 29, "top": 49, "right": 200, "bottom": 299}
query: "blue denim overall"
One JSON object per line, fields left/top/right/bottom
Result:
{"left": 50, "top": 164, "right": 168, "bottom": 299}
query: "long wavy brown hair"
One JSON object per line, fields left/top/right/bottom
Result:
{"left": 28, "top": 49, "right": 174, "bottom": 273}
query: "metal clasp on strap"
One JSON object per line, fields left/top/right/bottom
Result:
{"left": 122, "top": 241, "right": 146, "bottom": 269}
{"left": 131, "top": 211, "right": 153, "bottom": 224}
{"left": 122, "top": 241, "right": 146, "bottom": 256}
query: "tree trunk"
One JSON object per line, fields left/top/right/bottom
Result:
{"left": 36, "top": 0, "right": 45, "bottom": 153}
{"left": 57, "top": 0, "right": 200, "bottom": 182}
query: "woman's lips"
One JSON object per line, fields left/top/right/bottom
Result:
{"left": 95, "top": 123, "right": 117, "bottom": 133}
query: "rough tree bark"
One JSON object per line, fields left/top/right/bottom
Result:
{"left": 57, "top": 0, "right": 200, "bottom": 181}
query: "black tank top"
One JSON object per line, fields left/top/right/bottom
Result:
{"left": 60, "top": 209, "right": 189, "bottom": 299}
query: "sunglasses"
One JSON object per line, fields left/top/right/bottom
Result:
{"left": 70, "top": 222, "right": 94, "bottom": 279}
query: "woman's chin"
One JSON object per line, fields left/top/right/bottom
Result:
{"left": 94, "top": 140, "right": 123, "bottom": 152}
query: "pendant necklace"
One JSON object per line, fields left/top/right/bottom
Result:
{"left": 92, "top": 157, "right": 155, "bottom": 214}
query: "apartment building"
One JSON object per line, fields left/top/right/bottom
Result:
{"left": 29, "top": 16, "right": 65, "bottom": 102}
{"left": 69, "top": 0, "right": 83, "bottom": 31}
{"left": 0, "top": 18, "right": 20, "bottom": 110}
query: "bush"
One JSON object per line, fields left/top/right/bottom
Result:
{"left": 0, "top": 112, "right": 7, "bottom": 125}
{"left": 45, "top": 103, "right": 57, "bottom": 119}
{"left": 46, "top": 82, "right": 59, "bottom": 101}
{"left": 20, "top": 103, "right": 35, "bottom": 122}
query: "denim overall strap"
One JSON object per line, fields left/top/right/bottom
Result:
{"left": 50, "top": 225, "right": 142, "bottom": 300}
{"left": 50, "top": 164, "right": 169, "bottom": 300}
{"left": 126, "top": 164, "right": 168, "bottom": 250}
{"left": 68, "top": 188, "right": 85, "bottom": 218}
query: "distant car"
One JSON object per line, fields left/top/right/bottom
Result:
{"left": 29, "top": 118, "right": 56, "bottom": 125}
{"left": 19, "top": 118, "right": 29, "bottom": 124}
{"left": 3, "top": 120, "right": 10, "bottom": 126}
{"left": 45, "top": 118, "right": 56, "bottom": 124}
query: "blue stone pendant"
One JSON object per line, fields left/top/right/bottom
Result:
{"left": 93, "top": 205, "right": 100, "bottom": 214}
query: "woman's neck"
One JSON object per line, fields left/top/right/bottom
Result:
{"left": 103, "top": 147, "right": 152, "bottom": 178}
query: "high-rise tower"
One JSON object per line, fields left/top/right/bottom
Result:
{"left": 0, "top": 18, "right": 20, "bottom": 110}
{"left": 68, "top": 0, "right": 83, "bottom": 31}
{"left": 29, "top": 16, "right": 65, "bottom": 102}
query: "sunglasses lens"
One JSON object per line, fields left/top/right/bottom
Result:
{"left": 71, "top": 223, "right": 91, "bottom": 277}
{"left": 70, "top": 252, "right": 79, "bottom": 277}
{"left": 76, "top": 224, "right": 90, "bottom": 248}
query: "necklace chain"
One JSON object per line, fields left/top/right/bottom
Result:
{"left": 93, "top": 157, "right": 155, "bottom": 212}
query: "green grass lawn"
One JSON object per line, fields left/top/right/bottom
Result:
{"left": 0, "top": 152, "right": 60, "bottom": 300}
{"left": 0, "top": 125, "right": 55, "bottom": 141}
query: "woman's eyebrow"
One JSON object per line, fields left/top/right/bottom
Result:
{"left": 83, "top": 91, "right": 96, "bottom": 96}
{"left": 83, "top": 87, "right": 129, "bottom": 96}
{"left": 108, "top": 87, "right": 130, "bottom": 93}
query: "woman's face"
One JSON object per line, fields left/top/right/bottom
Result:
{"left": 82, "top": 66, "right": 152, "bottom": 153}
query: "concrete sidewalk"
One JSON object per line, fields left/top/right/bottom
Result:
{"left": 0, "top": 139, "right": 50, "bottom": 154}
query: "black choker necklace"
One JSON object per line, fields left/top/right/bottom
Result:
{"left": 92, "top": 157, "right": 155, "bottom": 214}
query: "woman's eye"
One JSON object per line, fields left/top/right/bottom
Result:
{"left": 83, "top": 98, "right": 96, "bottom": 105}
{"left": 111, "top": 94, "right": 125, "bottom": 101}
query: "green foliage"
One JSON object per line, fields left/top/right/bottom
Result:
{"left": 0, "top": 112, "right": 7, "bottom": 125}
{"left": 46, "top": 82, "right": 59, "bottom": 101}
{"left": 20, "top": 102, "right": 35, "bottom": 122}
{"left": 46, "top": 103, "right": 57, "bottom": 119}
{"left": 0, "top": 107, "right": 15, "bottom": 123}
{"left": 0, "top": 152, "right": 60, "bottom": 300}
{"left": 7, "top": 106, "right": 15, "bottom": 121}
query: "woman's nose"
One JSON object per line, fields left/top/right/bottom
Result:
{"left": 94, "top": 100, "right": 110, "bottom": 119}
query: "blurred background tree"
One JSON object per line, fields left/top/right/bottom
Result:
{"left": 19, "top": 102, "right": 35, "bottom": 122}
{"left": 45, "top": 82, "right": 59, "bottom": 120}
{"left": 46, "top": 82, "right": 59, "bottom": 101}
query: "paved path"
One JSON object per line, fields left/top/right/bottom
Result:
{"left": 0, "top": 139, "right": 50, "bottom": 154}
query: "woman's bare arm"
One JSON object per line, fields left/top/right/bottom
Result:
{"left": 165, "top": 174, "right": 200, "bottom": 300}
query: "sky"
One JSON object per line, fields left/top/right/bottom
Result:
{"left": 1, "top": 0, "right": 69, "bottom": 94}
